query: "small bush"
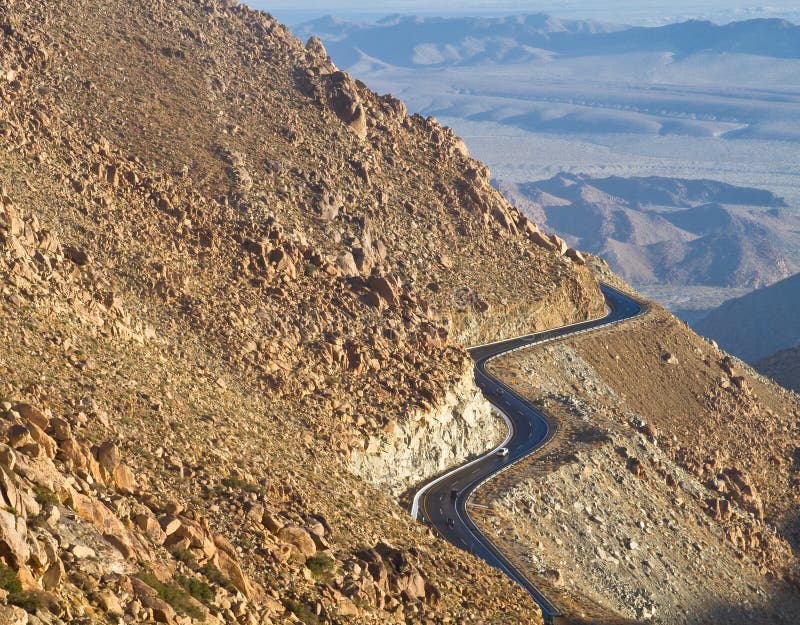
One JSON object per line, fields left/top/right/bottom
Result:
{"left": 284, "top": 598, "right": 320, "bottom": 625}
{"left": 177, "top": 574, "right": 214, "bottom": 606}
{"left": 171, "top": 547, "right": 197, "bottom": 567}
{"left": 200, "top": 562, "right": 237, "bottom": 594}
{"left": 0, "top": 561, "right": 23, "bottom": 595}
{"left": 306, "top": 553, "right": 335, "bottom": 581}
{"left": 33, "top": 486, "right": 59, "bottom": 508}
{"left": 220, "top": 476, "right": 260, "bottom": 494}
{"left": 0, "top": 561, "right": 43, "bottom": 612}
{"left": 9, "top": 592, "right": 43, "bottom": 612}
{"left": 240, "top": 535, "right": 255, "bottom": 549}
{"left": 135, "top": 570, "right": 205, "bottom": 619}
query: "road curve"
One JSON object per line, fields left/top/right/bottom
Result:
{"left": 413, "top": 283, "right": 647, "bottom": 623}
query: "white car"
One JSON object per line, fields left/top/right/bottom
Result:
{"left": 496, "top": 447, "right": 509, "bottom": 457}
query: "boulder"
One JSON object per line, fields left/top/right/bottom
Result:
{"left": 24, "top": 421, "right": 56, "bottom": 459}
{"left": 268, "top": 248, "right": 298, "bottom": 280}
{"left": 0, "top": 507, "right": 29, "bottom": 567}
{"left": 336, "top": 252, "right": 360, "bottom": 278}
{"left": 96, "top": 441, "right": 121, "bottom": 472}
{"left": 363, "top": 291, "right": 384, "bottom": 309}
{"left": 549, "top": 234, "right": 568, "bottom": 255}
{"left": 213, "top": 549, "right": 251, "bottom": 597}
{"left": 491, "top": 205, "right": 518, "bottom": 233}
{"left": 130, "top": 576, "right": 176, "bottom": 623}
{"left": 542, "top": 568, "right": 564, "bottom": 587}
{"left": 335, "top": 592, "right": 361, "bottom": 617}
{"left": 277, "top": 525, "right": 316, "bottom": 558}
{"left": 566, "top": 248, "right": 586, "bottom": 265}
{"left": 367, "top": 275, "right": 400, "bottom": 308}
{"left": 0, "top": 605, "right": 27, "bottom": 625}
{"left": 0, "top": 444, "right": 15, "bottom": 470}
{"left": 96, "top": 588, "right": 123, "bottom": 614}
{"left": 327, "top": 72, "right": 367, "bottom": 139}
{"left": 69, "top": 490, "right": 148, "bottom": 560}
{"left": 162, "top": 516, "right": 216, "bottom": 559}
{"left": 0, "top": 465, "right": 30, "bottom": 519}
{"left": 112, "top": 464, "right": 136, "bottom": 493}
{"left": 72, "top": 544, "right": 96, "bottom": 559}
{"left": 451, "top": 138, "right": 469, "bottom": 158}
{"left": 13, "top": 403, "right": 49, "bottom": 430}
{"left": 48, "top": 417, "right": 72, "bottom": 442}
{"left": 63, "top": 245, "right": 91, "bottom": 266}
{"left": 305, "top": 36, "right": 328, "bottom": 60}
{"left": 642, "top": 422, "right": 659, "bottom": 439}
{"left": 627, "top": 456, "right": 644, "bottom": 478}
{"left": 317, "top": 192, "right": 342, "bottom": 221}
{"left": 395, "top": 569, "right": 426, "bottom": 600}
{"left": 262, "top": 511, "right": 284, "bottom": 534}
{"left": 134, "top": 513, "right": 167, "bottom": 545}
{"left": 7, "top": 425, "right": 32, "bottom": 449}
{"left": 158, "top": 515, "right": 182, "bottom": 536}
{"left": 528, "top": 229, "right": 555, "bottom": 251}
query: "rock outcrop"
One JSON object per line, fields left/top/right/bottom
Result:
{"left": 351, "top": 369, "right": 505, "bottom": 495}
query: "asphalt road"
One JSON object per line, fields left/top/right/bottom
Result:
{"left": 414, "top": 283, "right": 646, "bottom": 623}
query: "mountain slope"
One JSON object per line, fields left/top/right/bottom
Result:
{"left": 479, "top": 285, "right": 800, "bottom": 624}
{"left": 0, "top": 1, "right": 604, "bottom": 623}
{"left": 755, "top": 346, "right": 800, "bottom": 393}
{"left": 694, "top": 273, "right": 800, "bottom": 362}
{"left": 0, "top": 2, "right": 797, "bottom": 625}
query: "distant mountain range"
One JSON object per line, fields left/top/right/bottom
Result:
{"left": 296, "top": 14, "right": 800, "bottom": 145}
{"left": 497, "top": 173, "right": 798, "bottom": 290}
{"left": 295, "top": 15, "right": 800, "bottom": 67}
{"left": 754, "top": 346, "right": 800, "bottom": 392}
{"left": 693, "top": 273, "right": 800, "bottom": 362}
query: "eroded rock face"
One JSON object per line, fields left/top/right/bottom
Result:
{"left": 351, "top": 368, "right": 505, "bottom": 495}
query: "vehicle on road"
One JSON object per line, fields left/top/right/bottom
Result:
{"left": 450, "top": 487, "right": 459, "bottom": 499}
{"left": 496, "top": 447, "right": 509, "bottom": 457}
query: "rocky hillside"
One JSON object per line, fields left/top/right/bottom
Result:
{"left": 754, "top": 347, "right": 800, "bottom": 393}
{"left": 693, "top": 273, "right": 800, "bottom": 362}
{"left": 0, "top": 1, "right": 606, "bottom": 624}
{"left": 476, "top": 274, "right": 800, "bottom": 624}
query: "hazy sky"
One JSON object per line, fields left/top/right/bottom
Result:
{"left": 245, "top": 1, "right": 800, "bottom": 26}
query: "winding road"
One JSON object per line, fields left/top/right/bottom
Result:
{"left": 413, "top": 283, "right": 647, "bottom": 624}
